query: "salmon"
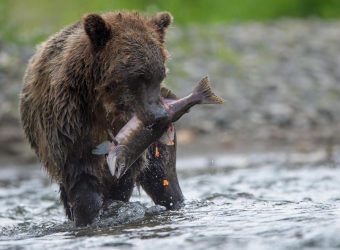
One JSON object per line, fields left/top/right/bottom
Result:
{"left": 92, "top": 76, "right": 224, "bottom": 178}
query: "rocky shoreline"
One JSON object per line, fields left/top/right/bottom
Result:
{"left": 1, "top": 19, "right": 340, "bottom": 165}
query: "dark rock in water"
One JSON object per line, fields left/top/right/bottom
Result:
{"left": 93, "top": 201, "right": 166, "bottom": 228}
{"left": 145, "top": 205, "right": 166, "bottom": 215}
{"left": 94, "top": 201, "right": 146, "bottom": 227}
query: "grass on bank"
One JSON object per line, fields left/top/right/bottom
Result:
{"left": 1, "top": 0, "right": 340, "bottom": 44}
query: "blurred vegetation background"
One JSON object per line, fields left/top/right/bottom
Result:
{"left": 1, "top": 0, "right": 340, "bottom": 44}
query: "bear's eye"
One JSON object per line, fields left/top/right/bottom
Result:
{"left": 105, "top": 85, "right": 114, "bottom": 91}
{"left": 127, "top": 77, "right": 144, "bottom": 91}
{"left": 137, "top": 74, "right": 148, "bottom": 83}
{"left": 131, "top": 75, "right": 147, "bottom": 85}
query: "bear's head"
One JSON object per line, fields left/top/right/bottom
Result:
{"left": 83, "top": 12, "right": 172, "bottom": 124}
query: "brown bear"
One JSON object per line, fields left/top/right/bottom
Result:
{"left": 19, "top": 11, "right": 184, "bottom": 226}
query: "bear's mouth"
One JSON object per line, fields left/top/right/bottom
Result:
{"left": 130, "top": 97, "right": 167, "bottom": 125}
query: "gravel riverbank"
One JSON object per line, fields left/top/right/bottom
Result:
{"left": 1, "top": 19, "right": 340, "bottom": 164}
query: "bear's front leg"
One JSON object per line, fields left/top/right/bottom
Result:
{"left": 138, "top": 126, "right": 184, "bottom": 209}
{"left": 63, "top": 171, "right": 103, "bottom": 226}
{"left": 103, "top": 166, "right": 135, "bottom": 202}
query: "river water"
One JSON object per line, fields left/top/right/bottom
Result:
{"left": 1, "top": 154, "right": 340, "bottom": 250}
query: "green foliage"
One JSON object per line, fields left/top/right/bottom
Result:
{"left": 1, "top": 0, "right": 340, "bottom": 44}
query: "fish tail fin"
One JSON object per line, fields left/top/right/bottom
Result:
{"left": 194, "top": 76, "right": 224, "bottom": 104}
{"left": 92, "top": 141, "right": 111, "bottom": 155}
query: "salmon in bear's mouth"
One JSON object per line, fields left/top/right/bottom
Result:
{"left": 93, "top": 76, "right": 224, "bottom": 178}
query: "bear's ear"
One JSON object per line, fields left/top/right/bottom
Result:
{"left": 151, "top": 12, "right": 173, "bottom": 41}
{"left": 83, "top": 14, "right": 111, "bottom": 50}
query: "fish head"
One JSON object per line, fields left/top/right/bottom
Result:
{"left": 106, "top": 145, "right": 130, "bottom": 178}
{"left": 115, "top": 154, "right": 130, "bottom": 179}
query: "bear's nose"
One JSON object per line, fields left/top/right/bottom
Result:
{"left": 144, "top": 101, "right": 168, "bottom": 125}
{"left": 152, "top": 105, "right": 168, "bottom": 123}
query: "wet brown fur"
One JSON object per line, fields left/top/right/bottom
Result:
{"left": 19, "top": 11, "right": 174, "bottom": 225}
